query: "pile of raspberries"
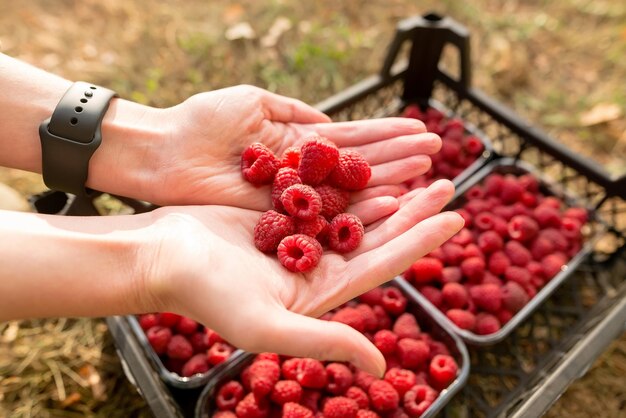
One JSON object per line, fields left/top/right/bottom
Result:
{"left": 209, "top": 286, "right": 459, "bottom": 418}
{"left": 138, "top": 312, "right": 235, "bottom": 377}
{"left": 403, "top": 171, "right": 587, "bottom": 335}
{"left": 402, "top": 104, "right": 484, "bottom": 187}
{"left": 241, "top": 137, "right": 371, "bottom": 272}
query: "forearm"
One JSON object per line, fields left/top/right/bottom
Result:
{"left": 0, "top": 209, "right": 157, "bottom": 321}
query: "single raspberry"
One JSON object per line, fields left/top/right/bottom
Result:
{"left": 277, "top": 234, "right": 323, "bottom": 272}
{"left": 298, "top": 137, "right": 340, "bottom": 185}
{"left": 541, "top": 196, "right": 562, "bottom": 209}
{"left": 563, "top": 207, "right": 588, "bottom": 224}
{"left": 504, "top": 266, "right": 531, "bottom": 286}
{"left": 281, "top": 358, "right": 301, "bottom": 380}
{"left": 254, "top": 211, "right": 296, "bottom": 253}
{"left": 314, "top": 185, "right": 350, "bottom": 220}
{"left": 248, "top": 359, "right": 281, "bottom": 400}
{"left": 328, "top": 150, "right": 372, "bottom": 190}
{"left": 462, "top": 244, "right": 484, "bottom": 261}
{"left": 527, "top": 261, "right": 545, "bottom": 281}
{"left": 404, "top": 257, "right": 443, "bottom": 284}
{"left": 326, "top": 363, "right": 354, "bottom": 395}
{"left": 373, "top": 330, "right": 398, "bottom": 355}
{"left": 175, "top": 316, "right": 198, "bottom": 335}
{"left": 138, "top": 313, "right": 159, "bottom": 331}
{"left": 518, "top": 173, "right": 539, "bottom": 193}
{"left": 450, "top": 228, "right": 474, "bottom": 246}
{"left": 429, "top": 354, "right": 458, "bottom": 389}
{"left": 270, "top": 380, "right": 302, "bottom": 405}
{"left": 542, "top": 253, "right": 567, "bottom": 279}
{"left": 497, "top": 309, "right": 514, "bottom": 324}
{"left": 207, "top": 343, "right": 234, "bottom": 366}
{"left": 322, "top": 396, "right": 359, "bottom": 418}
{"left": 213, "top": 411, "right": 237, "bottom": 418}
{"left": 181, "top": 353, "right": 209, "bottom": 377}
{"left": 216, "top": 380, "right": 245, "bottom": 410}
{"left": 419, "top": 286, "right": 444, "bottom": 308}
{"left": 384, "top": 368, "right": 416, "bottom": 397}
{"left": 272, "top": 168, "right": 302, "bottom": 211}
{"left": 441, "top": 266, "right": 463, "bottom": 284}
{"left": 355, "top": 304, "right": 379, "bottom": 332}
{"left": 345, "top": 386, "right": 369, "bottom": 409}
{"left": 561, "top": 217, "right": 582, "bottom": 240}
{"left": 530, "top": 236, "right": 555, "bottom": 261}
{"left": 525, "top": 284, "right": 538, "bottom": 298}
{"left": 354, "top": 370, "right": 377, "bottom": 391}
{"left": 190, "top": 332, "right": 209, "bottom": 353}
{"left": 475, "top": 313, "right": 501, "bottom": 335}
{"left": 521, "top": 191, "right": 538, "bottom": 207}
{"left": 254, "top": 353, "right": 280, "bottom": 363}
{"left": 280, "top": 147, "right": 301, "bottom": 169}
{"left": 159, "top": 312, "right": 182, "bottom": 327}
{"left": 397, "top": 338, "right": 430, "bottom": 369}
{"left": 235, "top": 393, "right": 269, "bottom": 418}
{"left": 403, "top": 384, "right": 437, "bottom": 417}
{"left": 463, "top": 135, "right": 484, "bottom": 155}
{"left": 508, "top": 215, "right": 539, "bottom": 242}
{"left": 356, "top": 410, "right": 380, "bottom": 418}
{"left": 501, "top": 282, "right": 529, "bottom": 313}
{"left": 368, "top": 380, "right": 400, "bottom": 412}
{"left": 533, "top": 205, "right": 562, "bottom": 228}
{"left": 328, "top": 213, "right": 364, "bottom": 253}
{"left": 241, "top": 143, "right": 280, "bottom": 185}
{"left": 504, "top": 240, "right": 532, "bottom": 267}
{"left": 373, "top": 305, "right": 392, "bottom": 330}
{"left": 300, "top": 389, "right": 321, "bottom": 413}
{"left": 461, "top": 257, "right": 486, "bottom": 282}
{"left": 426, "top": 107, "right": 445, "bottom": 122}
{"left": 280, "top": 185, "right": 322, "bottom": 221}
{"left": 392, "top": 313, "right": 420, "bottom": 339}
{"left": 442, "top": 242, "right": 465, "bottom": 265}
{"left": 205, "top": 328, "right": 225, "bottom": 346}
{"left": 446, "top": 309, "right": 476, "bottom": 330}
{"left": 167, "top": 335, "right": 193, "bottom": 360}
{"left": 441, "top": 282, "right": 468, "bottom": 309}
{"left": 296, "top": 358, "right": 327, "bottom": 389}
{"left": 402, "top": 104, "right": 424, "bottom": 119}
{"left": 469, "top": 284, "right": 502, "bottom": 313}
{"left": 500, "top": 175, "right": 524, "bottom": 204}
{"left": 488, "top": 251, "right": 511, "bottom": 276}
{"left": 473, "top": 211, "right": 496, "bottom": 231}
{"left": 332, "top": 307, "right": 366, "bottom": 333}
{"left": 539, "top": 228, "right": 569, "bottom": 252}
{"left": 359, "top": 287, "right": 384, "bottom": 306}
{"left": 381, "top": 287, "right": 408, "bottom": 316}
{"left": 282, "top": 402, "right": 313, "bottom": 418}
{"left": 440, "top": 140, "right": 461, "bottom": 162}
{"left": 295, "top": 216, "right": 329, "bottom": 243}
{"left": 477, "top": 231, "right": 504, "bottom": 254}
{"left": 146, "top": 326, "right": 172, "bottom": 355}
{"left": 482, "top": 273, "right": 502, "bottom": 286}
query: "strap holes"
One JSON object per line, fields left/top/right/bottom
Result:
{"left": 75, "top": 106, "right": 83, "bottom": 113}
{"left": 70, "top": 117, "right": 78, "bottom": 125}
{"left": 80, "top": 98, "right": 88, "bottom": 103}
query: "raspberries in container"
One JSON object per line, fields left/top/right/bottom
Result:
{"left": 242, "top": 137, "right": 371, "bottom": 272}
{"left": 138, "top": 312, "right": 236, "bottom": 377}
{"left": 403, "top": 168, "right": 588, "bottom": 337}
{"left": 204, "top": 285, "right": 461, "bottom": 418}
{"left": 402, "top": 104, "right": 486, "bottom": 187}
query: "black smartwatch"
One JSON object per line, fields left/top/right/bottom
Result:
{"left": 39, "top": 81, "right": 117, "bottom": 196}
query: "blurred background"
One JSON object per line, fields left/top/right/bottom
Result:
{"left": 0, "top": 1, "right": 624, "bottom": 417}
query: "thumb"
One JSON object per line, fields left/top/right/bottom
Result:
{"left": 242, "top": 308, "right": 386, "bottom": 377}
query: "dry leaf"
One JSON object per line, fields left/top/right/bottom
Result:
{"left": 580, "top": 103, "right": 622, "bottom": 126}
{"left": 60, "top": 392, "right": 81, "bottom": 408}
{"left": 225, "top": 22, "right": 256, "bottom": 41}
{"left": 261, "top": 17, "right": 292, "bottom": 48}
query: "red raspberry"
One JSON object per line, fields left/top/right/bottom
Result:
{"left": 451, "top": 228, "right": 474, "bottom": 246}
{"left": 383, "top": 408, "right": 409, "bottom": 418}
{"left": 355, "top": 304, "right": 378, "bottom": 332}
{"left": 146, "top": 326, "right": 172, "bottom": 355}
{"left": 356, "top": 410, "right": 380, "bottom": 418}
{"left": 277, "top": 234, "right": 323, "bottom": 272}
{"left": 504, "top": 266, "right": 531, "bottom": 286}
{"left": 402, "top": 104, "right": 423, "bottom": 119}
{"left": 542, "top": 253, "right": 567, "bottom": 279}
{"left": 392, "top": 313, "right": 420, "bottom": 339}
{"left": 297, "top": 358, "right": 327, "bottom": 389}
{"left": 373, "top": 305, "right": 392, "bottom": 330}
{"left": 322, "top": 396, "right": 359, "bottom": 418}
{"left": 272, "top": 168, "right": 302, "bottom": 211}
{"left": 539, "top": 228, "right": 569, "bottom": 252}
{"left": 384, "top": 368, "right": 416, "bottom": 397}
{"left": 300, "top": 390, "right": 321, "bottom": 413}
{"left": 205, "top": 328, "right": 224, "bottom": 346}
{"left": 563, "top": 207, "right": 588, "bottom": 224}
{"left": 465, "top": 185, "right": 485, "bottom": 200}
{"left": 477, "top": 231, "right": 504, "bottom": 254}
{"left": 482, "top": 273, "right": 502, "bottom": 286}
{"left": 332, "top": 307, "right": 366, "bottom": 333}
{"left": 255, "top": 353, "right": 280, "bottom": 363}
{"left": 527, "top": 261, "right": 545, "bottom": 281}
{"left": 441, "top": 266, "right": 462, "bottom": 284}
{"left": 463, "top": 135, "right": 484, "bottom": 156}
{"left": 475, "top": 313, "right": 501, "bottom": 335}
{"left": 419, "top": 286, "right": 443, "bottom": 308}
{"left": 298, "top": 137, "right": 340, "bottom": 185}
{"left": 281, "top": 185, "right": 322, "bottom": 221}
{"left": 181, "top": 353, "right": 209, "bottom": 377}
{"left": 235, "top": 393, "right": 269, "bottom": 418}
{"left": 280, "top": 147, "right": 301, "bottom": 170}
{"left": 488, "top": 251, "right": 511, "bottom": 276}
{"left": 518, "top": 173, "right": 539, "bottom": 193}
{"left": 500, "top": 175, "right": 524, "bottom": 203}
{"left": 213, "top": 411, "right": 237, "bottom": 418}
{"left": 461, "top": 257, "right": 486, "bottom": 282}
{"left": 530, "top": 236, "right": 555, "bottom": 260}
{"left": 446, "top": 309, "right": 476, "bottom": 330}
{"left": 440, "top": 140, "right": 461, "bottom": 162}
{"left": 381, "top": 287, "right": 408, "bottom": 316}
{"left": 441, "top": 282, "right": 468, "bottom": 309}
{"left": 508, "top": 215, "right": 539, "bottom": 242}
{"left": 469, "top": 284, "right": 502, "bottom": 313}
{"left": 326, "top": 363, "right": 354, "bottom": 395}
{"left": 314, "top": 185, "right": 350, "bottom": 220}
{"left": 282, "top": 402, "right": 313, "bottom": 418}
{"left": 561, "top": 217, "right": 582, "bottom": 240}
{"left": 462, "top": 244, "right": 484, "bottom": 261}
{"left": 345, "top": 386, "right": 369, "bottom": 409}
{"left": 176, "top": 316, "right": 198, "bottom": 335}
{"left": 533, "top": 205, "right": 562, "bottom": 228}
{"left": 397, "top": 338, "right": 430, "bottom": 369}
{"left": 281, "top": 358, "right": 301, "bottom": 380}
{"left": 373, "top": 330, "right": 398, "bottom": 355}
{"left": 270, "top": 380, "right": 302, "bottom": 405}
{"left": 455, "top": 209, "right": 472, "bottom": 228}
{"left": 482, "top": 174, "right": 504, "bottom": 197}
{"left": 426, "top": 107, "right": 445, "bottom": 122}
{"left": 295, "top": 216, "right": 329, "bottom": 242}
{"left": 328, "top": 150, "right": 372, "bottom": 190}
{"left": 429, "top": 354, "right": 458, "bottom": 389}
{"left": 541, "top": 196, "right": 562, "bottom": 209}
{"left": 167, "top": 335, "right": 193, "bottom": 360}
{"left": 504, "top": 240, "right": 532, "bottom": 267}
{"left": 138, "top": 313, "right": 159, "bottom": 331}
{"left": 497, "top": 309, "right": 514, "bottom": 324}
{"left": 216, "top": 380, "right": 245, "bottom": 410}
{"left": 501, "top": 282, "right": 529, "bottom": 313}
{"left": 208, "top": 342, "right": 234, "bottom": 365}
{"left": 368, "top": 380, "right": 400, "bottom": 412}
{"left": 254, "top": 211, "right": 295, "bottom": 252}
{"left": 404, "top": 257, "right": 443, "bottom": 284}
{"left": 442, "top": 242, "right": 465, "bottom": 265}
{"left": 473, "top": 211, "right": 496, "bottom": 231}
{"left": 521, "top": 191, "right": 538, "bottom": 207}
{"left": 190, "top": 332, "right": 209, "bottom": 353}
{"left": 159, "top": 312, "right": 182, "bottom": 327}
{"left": 354, "top": 370, "right": 377, "bottom": 391}
{"left": 403, "top": 384, "right": 437, "bottom": 417}
{"left": 359, "top": 287, "right": 384, "bottom": 306}
{"left": 328, "top": 213, "right": 364, "bottom": 253}
{"left": 248, "top": 359, "right": 281, "bottom": 400}
{"left": 241, "top": 143, "right": 280, "bottom": 185}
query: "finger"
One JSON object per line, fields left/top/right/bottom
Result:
{"left": 368, "top": 155, "right": 432, "bottom": 187}
{"left": 358, "top": 179, "right": 455, "bottom": 253}
{"left": 250, "top": 309, "right": 386, "bottom": 377}
{"left": 348, "top": 196, "right": 398, "bottom": 226}
{"left": 350, "top": 185, "right": 408, "bottom": 203}
{"left": 262, "top": 91, "right": 331, "bottom": 124}
{"left": 314, "top": 118, "right": 426, "bottom": 147}
{"left": 365, "top": 187, "right": 425, "bottom": 232}
{"left": 349, "top": 132, "right": 441, "bottom": 165}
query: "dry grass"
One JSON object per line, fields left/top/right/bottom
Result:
{"left": 0, "top": 0, "right": 624, "bottom": 416}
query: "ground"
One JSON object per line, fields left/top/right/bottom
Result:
{"left": 0, "top": 0, "right": 624, "bottom": 417}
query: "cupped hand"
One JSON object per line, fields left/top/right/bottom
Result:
{"left": 139, "top": 85, "right": 440, "bottom": 207}
{"left": 142, "top": 180, "right": 462, "bottom": 376}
